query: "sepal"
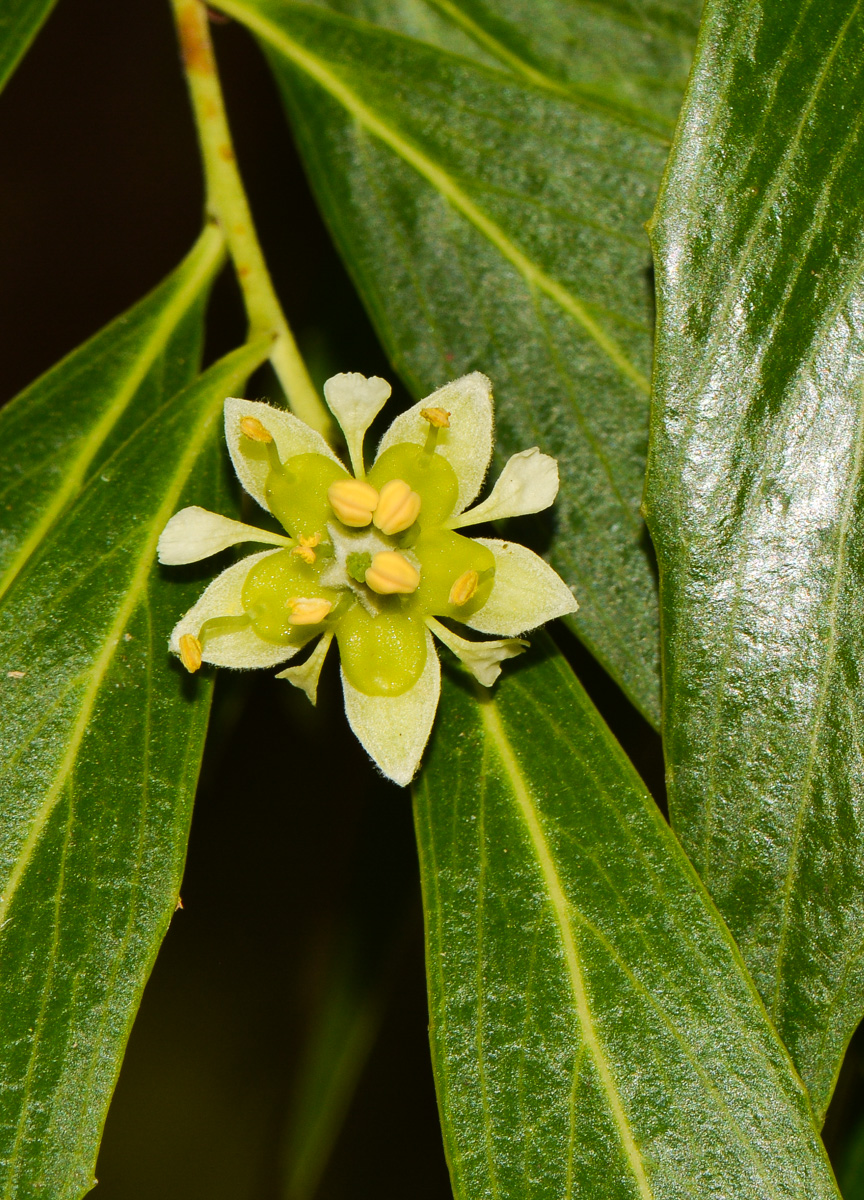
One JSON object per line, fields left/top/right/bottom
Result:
{"left": 464, "top": 538, "right": 578, "bottom": 636}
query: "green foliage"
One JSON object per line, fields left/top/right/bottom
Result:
{"left": 646, "top": 0, "right": 864, "bottom": 1118}
{"left": 217, "top": 0, "right": 700, "bottom": 725}
{"left": 0, "top": 0, "right": 58, "bottom": 93}
{"left": 416, "top": 638, "right": 838, "bottom": 1199}
{"left": 0, "top": 318, "right": 267, "bottom": 1194}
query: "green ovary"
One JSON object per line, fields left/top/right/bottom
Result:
{"left": 337, "top": 604, "right": 427, "bottom": 696}
{"left": 410, "top": 529, "right": 495, "bottom": 619}
{"left": 242, "top": 549, "right": 339, "bottom": 645}
{"left": 367, "top": 444, "right": 459, "bottom": 527}
{"left": 267, "top": 452, "right": 348, "bottom": 538}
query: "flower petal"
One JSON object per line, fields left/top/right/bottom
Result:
{"left": 462, "top": 538, "right": 578, "bottom": 637}
{"left": 224, "top": 397, "right": 342, "bottom": 511}
{"left": 341, "top": 627, "right": 440, "bottom": 786}
{"left": 426, "top": 617, "right": 526, "bottom": 687}
{"left": 323, "top": 372, "right": 391, "bottom": 477}
{"left": 374, "top": 372, "right": 493, "bottom": 516}
{"left": 157, "top": 506, "right": 290, "bottom": 565}
{"left": 169, "top": 549, "right": 299, "bottom": 669}
{"left": 276, "top": 631, "right": 333, "bottom": 705}
{"left": 450, "top": 448, "right": 559, "bottom": 529}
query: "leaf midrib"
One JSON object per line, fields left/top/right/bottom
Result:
{"left": 219, "top": 0, "right": 651, "bottom": 397}
{"left": 0, "top": 224, "right": 223, "bottom": 608}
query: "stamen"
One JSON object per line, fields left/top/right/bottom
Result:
{"left": 239, "top": 416, "right": 273, "bottom": 443}
{"left": 287, "top": 597, "right": 333, "bottom": 625}
{"left": 328, "top": 478, "right": 379, "bottom": 527}
{"left": 365, "top": 551, "right": 421, "bottom": 595}
{"left": 291, "top": 532, "right": 322, "bottom": 564}
{"left": 373, "top": 478, "right": 422, "bottom": 536}
{"left": 449, "top": 569, "right": 479, "bottom": 607}
{"left": 421, "top": 406, "right": 451, "bottom": 456}
{"left": 179, "top": 633, "right": 203, "bottom": 673}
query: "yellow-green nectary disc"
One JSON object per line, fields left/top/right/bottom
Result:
{"left": 368, "top": 444, "right": 459, "bottom": 528}
{"left": 411, "top": 529, "right": 495, "bottom": 618}
{"left": 267, "top": 452, "right": 348, "bottom": 538}
{"left": 242, "top": 549, "right": 338, "bottom": 644}
{"left": 337, "top": 603, "right": 427, "bottom": 696}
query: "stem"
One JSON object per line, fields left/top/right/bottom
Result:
{"left": 170, "top": 0, "right": 334, "bottom": 439}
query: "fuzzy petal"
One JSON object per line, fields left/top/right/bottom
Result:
{"left": 224, "top": 397, "right": 342, "bottom": 512}
{"left": 276, "top": 631, "right": 333, "bottom": 705}
{"left": 341, "top": 628, "right": 440, "bottom": 786}
{"left": 462, "top": 538, "right": 578, "bottom": 637}
{"left": 374, "top": 372, "right": 493, "bottom": 516}
{"left": 169, "top": 549, "right": 299, "bottom": 669}
{"left": 157, "top": 506, "right": 290, "bottom": 565}
{"left": 427, "top": 617, "right": 526, "bottom": 686}
{"left": 323, "top": 373, "right": 391, "bottom": 477}
{"left": 451, "top": 449, "right": 559, "bottom": 529}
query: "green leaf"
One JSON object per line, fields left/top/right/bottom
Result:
{"left": 414, "top": 639, "right": 840, "bottom": 1199}
{"left": 0, "top": 338, "right": 268, "bottom": 1197}
{"left": 216, "top": 0, "right": 699, "bottom": 726}
{"left": 0, "top": 225, "right": 224, "bottom": 602}
{"left": 0, "top": 0, "right": 58, "bottom": 93}
{"left": 645, "top": 0, "right": 864, "bottom": 1117}
{"left": 838, "top": 1109, "right": 864, "bottom": 1199}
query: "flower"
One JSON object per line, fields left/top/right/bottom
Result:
{"left": 157, "top": 372, "right": 577, "bottom": 785}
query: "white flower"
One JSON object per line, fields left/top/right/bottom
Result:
{"left": 157, "top": 372, "right": 578, "bottom": 785}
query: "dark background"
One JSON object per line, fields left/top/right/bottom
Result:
{"left": 0, "top": 1, "right": 716, "bottom": 1197}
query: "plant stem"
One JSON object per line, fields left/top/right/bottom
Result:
{"left": 170, "top": 0, "right": 333, "bottom": 438}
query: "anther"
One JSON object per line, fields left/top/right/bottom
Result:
{"left": 287, "top": 597, "right": 333, "bottom": 625}
{"left": 373, "top": 478, "right": 422, "bottom": 536}
{"left": 365, "top": 551, "right": 421, "bottom": 595}
{"left": 421, "top": 407, "right": 450, "bottom": 428}
{"left": 239, "top": 416, "right": 273, "bottom": 443}
{"left": 328, "top": 478, "right": 379, "bottom": 527}
{"left": 291, "top": 532, "right": 322, "bottom": 564}
{"left": 449, "top": 569, "right": 479, "bottom": 607}
{"left": 179, "top": 633, "right": 203, "bottom": 673}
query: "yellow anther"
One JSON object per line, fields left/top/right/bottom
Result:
{"left": 449, "top": 569, "right": 479, "bottom": 607}
{"left": 179, "top": 634, "right": 203, "bottom": 673}
{"left": 328, "top": 478, "right": 379, "bottom": 527}
{"left": 420, "top": 406, "right": 451, "bottom": 428}
{"left": 239, "top": 415, "right": 273, "bottom": 443}
{"left": 291, "top": 532, "right": 322, "bottom": 564}
{"left": 287, "top": 597, "right": 333, "bottom": 625}
{"left": 365, "top": 551, "right": 421, "bottom": 595}
{"left": 373, "top": 478, "right": 422, "bottom": 536}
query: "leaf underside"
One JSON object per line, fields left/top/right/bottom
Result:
{"left": 217, "top": 0, "right": 701, "bottom": 726}
{"left": 0, "top": 255, "right": 265, "bottom": 1199}
{"left": 414, "top": 638, "right": 839, "bottom": 1200}
{"left": 647, "top": 0, "right": 864, "bottom": 1118}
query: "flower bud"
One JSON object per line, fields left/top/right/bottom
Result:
{"left": 288, "top": 597, "right": 333, "bottom": 625}
{"left": 328, "top": 478, "right": 379, "bottom": 527}
{"left": 365, "top": 551, "right": 421, "bottom": 595}
{"left": 373, "top": 478, "right": 422, "bottom": 536}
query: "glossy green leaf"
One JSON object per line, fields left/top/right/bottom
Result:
{"left": 645, "top": 0, "right": 864, "bottom": 1118}
{"left": 216, "top": 0, "right": 700, "bottom": 726}
{"left": 0, "top": 0, "right": 58, "bottom": 93}
{"left": 0, "top": 338, "right": 268, "bottom": 1197}
{"left": 414, "top": 638, "right": 840, "bottom": 1199}
{"left": 0, "top": 225, "right": 224, "bottom": 603}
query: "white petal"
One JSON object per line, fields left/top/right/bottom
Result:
{"left": 450, "top": 449, "right": 559, "bottom": 529}
{"left": 341, "top": 628, "right": 440, "bottom": 786}
{"left": 224, "top": 397, "right": 342, "bottom": 512}
{"left": 157, "top": 506, "right": 290, "bottom": 565}
{"left": 374, "top": 372, "right": 493, "bottom": 516}
{"left": 323, "top": 372, "right": 391, "bottom": 477}
{"left": 276, "top": 631, "right": 333, "bottom": 705}
{"left": 169, "top": 549, "right": 299, "bottom": 670}
{"left": 427, "top": 617, "right": 526, "bottom": 687}
{"left": 462, "top": 538, "right": 578, "bottom": 637}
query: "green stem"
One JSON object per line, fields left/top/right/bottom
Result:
{"left": 170, "top": 0, "right": 334, "bottom": 439}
